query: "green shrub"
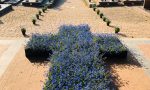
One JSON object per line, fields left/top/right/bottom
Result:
{"left": 97, "top": 9, "right": 100, "bottom": 15}
{"left": 42, "top": 8, "right": 46, "bottom": 13}
{"left": 44, "top": 6, "right": 48, "bottom": 10}
{"left": 21, "top": 28, "right": 26, "bottom": 36}
{"left": 32, "top": 18, "right": 36, "bottom": 25}
{"left": 115, "top": 27, "right": 120, "bottom": 33}
{"left": 89, "top": 3, "right": 96, "bottom": 8}
{"left": 102, "top": 16, "right": 107, "bottom": 22}
{"left": 38, "top": 10, "right": 42, "bottom": 15}
{"left": 93, "top": 7, "right": 96, "bottom": 11}
{"left": 92, "top": 3, "right": 96, "bottom": 8}
{"left": 100, "top": 13, "right": 104, "bottom": 18}
{"left": 106, "top": 19, "right": 111, "bottom": 26}
{"left": 89, "top": 4, "right": 93, "bottom": 8}
{"left": 36, "top": 14, "right": 39, "bottom": 19}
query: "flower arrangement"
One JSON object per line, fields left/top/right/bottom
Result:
{"left": 26, "top": 24, "right": 126, "bottom": 89}
{"left": 43, "top": 25, "right": 115, "bottom": 89}
{"left": 95, "top": 34, "right": 127, "bottom": 58}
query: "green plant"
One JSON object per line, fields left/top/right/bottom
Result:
{"left": 36, "top": 14, "right": 39, "bottom": 19}
{"left": 97, "top": 9, "right": 100, "bottom": 15}
{"left": 21, "top": 28, "right": 26, "bottom": 36}
{"left": 89, "top": 4, "right": 92, "bottom": 8}
{"left": 93, "top": 7, "right": 96, "bottom": 11}
{"left": 42, "top": 8, "right": 45, "bottom": 13}
{"left": 44, "top": 6, "right": 48, "bottom": 10}
{"left": 106, "top": 19, "right": 111, "bottom": 26}
{"left": 102, "top": 16, "right": 107, "bottom": 22}
{"left": 89, "top": 3, "right": 96, "bottom": 8}
{"left": 32, "top": 18, "right": 36, "bottom": 25}
{"left": 38, "top": 10, "right": 42, "bottom": 15}
{"left": 115, "top": 27, "right": 120, "bottom": 33}
{"left": 92, "top": 3, "right": 96, "bottom": 8}
{"left": 100, "top": 13, "right": 104, "bottom": 18}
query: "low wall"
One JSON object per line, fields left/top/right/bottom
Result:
{"left": 0, "top": 4, "right": 12, "bottom": 17}
{"left": 144, "top": 0, "right": 150, "bottom": 9}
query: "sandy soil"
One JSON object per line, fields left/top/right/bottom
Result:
{"left": 0, "top": 45, "right": 9, "bottom": 56}
{"left": 0, "top": 47, "right": 50, "bottom": 90}
{"left": 138, "top": 44, "right": 150, "bottom": 60}
{"left": 0, "top": 4, "right": 114, "bottom": 38}
{"left": 99, "top": 6, "right": 150, "bottom": 38}
{"left": 111, "top": 63, "right": 150, "bottom": 90}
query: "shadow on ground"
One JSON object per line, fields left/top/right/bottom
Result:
{"left": 117, "top": 33, "right": 127, "bottom": 37}
{"left": 105, "top": 49, "right": 142, "bottom": 89}
{"left": 0, "top": 20, "right": 4, "bottom": 24}
{"left": 27, "top": 57, "right": 50, "bottom": 66}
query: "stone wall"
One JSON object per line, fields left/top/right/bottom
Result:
{"left": 144, "top": 0, "right": 150, "bottom": 9}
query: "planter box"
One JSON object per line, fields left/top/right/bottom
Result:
{"left": 25, "top": 48, "right": 52, "bottom": 60}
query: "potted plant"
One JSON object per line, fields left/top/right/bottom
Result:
{"left": 32, "top": 18, "right": 36, "bottom": 25}
{"left": 115, "top": 27, "right": 120, "bottom": 33}
{"left": 21, "top": 28, "right": 26, "bottom": 36}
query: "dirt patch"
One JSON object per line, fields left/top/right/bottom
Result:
{"left": 138, "top": 44, "right": 150, "bottom": 60}
{"left": 0, "top": 46, "right": 50, "bottom": 90}
{"left": 0, "top": 45, "right": 9, "bottom": 56}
